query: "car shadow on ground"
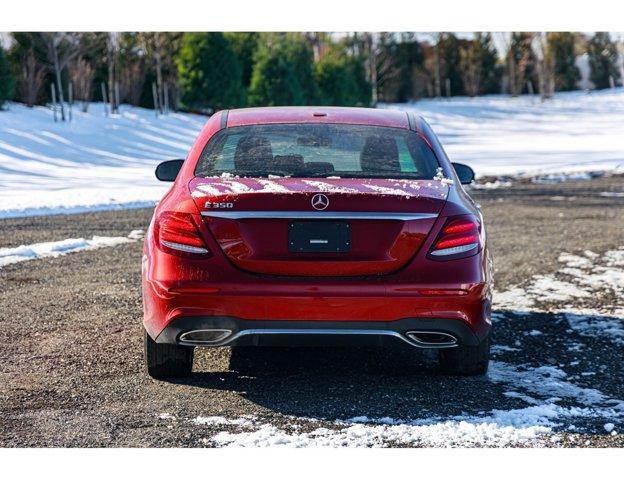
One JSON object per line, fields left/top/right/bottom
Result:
{"left": 162, "top": 309, "right": 624, "bottom": 425}
{"left": 172, "top": 343, "right": 515, "bottom": 420}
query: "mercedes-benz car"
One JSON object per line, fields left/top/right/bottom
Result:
{"left": 142, "top": 107, "right": 492, "bottom": 378}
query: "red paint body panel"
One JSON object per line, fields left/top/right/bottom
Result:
{"left": 142, "top": 107, "right": 492, "bottom": 343}
{"left": 226, "top": 106, "right": 410, "bottom": 129}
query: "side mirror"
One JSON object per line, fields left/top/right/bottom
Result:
{"left": 155, "top": 159, "right": 184, "bottom": 182}
{"left": 452, "top": 162, "right": 475, "bottom": 185}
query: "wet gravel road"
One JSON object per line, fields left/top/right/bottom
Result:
{"left": 1, "top": 176, "right": 623, "bottom": 447}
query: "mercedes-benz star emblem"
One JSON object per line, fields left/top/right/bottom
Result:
{"left": 311, "top": 193, "right": 329, "bottom": 211}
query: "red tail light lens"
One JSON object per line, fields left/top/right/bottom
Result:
{"left": 155, "top": 211, "right": 210, "bottom": 257}
{"left": 429, "top": 215, "right": 481, "bottom": 259}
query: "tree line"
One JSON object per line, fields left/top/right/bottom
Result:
{"left": 0, "top": 32, "right": 622, "bottom": 113}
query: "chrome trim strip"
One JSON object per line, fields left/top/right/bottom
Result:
{"left": 201, "top": 211, "right": 438, "bottom": 221}
{"left": 179, "top": 328, "right": 456, "bottom": 349}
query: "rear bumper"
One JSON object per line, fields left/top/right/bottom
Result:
{"left": 154, "top": 316, "right": 489, "bottom": 349}
{"left": 142, "top": 240, "right": 493, "bottom": 344}
{"left": 143, "top": 281, "right": 492, "bottom": 342}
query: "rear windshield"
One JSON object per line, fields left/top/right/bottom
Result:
{"left": 194, "top": 123, "right": 439, "bottom": 179}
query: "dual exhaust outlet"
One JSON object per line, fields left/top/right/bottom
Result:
{"left": 178, "top": 328, "right": 458, "bottom": 348}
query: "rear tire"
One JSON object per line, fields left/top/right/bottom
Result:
{"left": 438, "top": 334, "right": 490, "bottom": 376}
{"left": 144, "top": 329, "right": 194, "bottom": 378}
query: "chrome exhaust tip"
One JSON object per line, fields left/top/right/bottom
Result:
{"left": 179, "top": 329, "right": 232, "bottom": 345}
{"left": 405, "top": 331, "right": 458, "bottom": 348}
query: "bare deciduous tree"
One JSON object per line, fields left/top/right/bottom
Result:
{"left": 139, "top": 33, "right": 180, "bottom": 114}
{"left": 532, "top": 33, "right": 555, "bottom": 100}
{"left": 362, "top": 32, "right": 406, "bottom": 105}
{"left": 69, "top": 57, "right": 95, "bottom": 112}
{"left": 460, "top": 46, "right": 481, "bottom": 97}
{"left": 107, "top": 34, "right": 117, "bottom": 113}
{"left": 41, "top": 33, "right": 96, "bottom": 121}
{"left": 19, "top": 48, "right": 48, "bottom": 107}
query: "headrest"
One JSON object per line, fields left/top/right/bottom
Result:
{"left": 302, "top": 162, "right": 335, "bottom": 175}
{"left": 360, "top": 135, "right": 400, "bottom": 173}
{"left": 273, "top": 155, "right": 304, "bottom": 173}
{"left": 234, "top": 135, "right": 273, "bottom": 171}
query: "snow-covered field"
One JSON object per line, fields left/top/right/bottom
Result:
{"left": 0, "top": 103, "right": 205, "bottom": 218}
{"left": 386, "top": 87, "right": 624, "bottom": 178}
{"left": 0, "top": 88, "right": 623, "bottom": 218}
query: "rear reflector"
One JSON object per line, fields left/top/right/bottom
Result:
{"left": 156, "top": 211, "right": 210, "bottom": 257}
{"left": 430, "top": 243, "right": 479, "bottom": 257}
{"left": 161, "top": 240, "right": 208, "bottom": 254}
{"left": 429, "top": 215, "right": 481, "bottom": 259}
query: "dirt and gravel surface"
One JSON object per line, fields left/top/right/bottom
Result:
{"left": 1, "top": 176, "right": 623, "bottom": 447}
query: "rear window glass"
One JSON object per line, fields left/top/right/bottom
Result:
{"left": 194, "top": 123, "right": 439, "bottom": 179}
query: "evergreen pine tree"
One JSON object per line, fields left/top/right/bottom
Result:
{"left": 460, "top": 33, "right": 502, "bottom": 96}
{"left": 247, "top": 33, "right": 317, "bottom": 106}
{"left": 314, "top": 50, "right": 370, "bottom": 106}
{"left": 0, "top": 46, "right": 16, "bottom": 108}
{"left": 224, "top": 32, "right": 259, "bottom": 90}
{"left": 587, "top": 32, "right": 620, "bottom": 89}
{"left": 547, "top": 32, "right": 581, "bottom": 91}
{"left": 477, "top": 33, "right": 502, "bottom": 94}
{"left": 392, "top": 33, "right": 424, "bottom": 102}
{"left": 438, "top": 33, "right": 465, "bottom": 96}
{"left": 176, "top": 33, "right": 244, "bottom": 112}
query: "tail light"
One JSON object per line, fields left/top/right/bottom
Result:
{"left": 154, "top": 211, "right": 210, "bottom": 257}
{"left": 429, "top": 215, "right": 481, "bottom": 259}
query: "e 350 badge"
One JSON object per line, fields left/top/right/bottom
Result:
{"left": 205, "top": 201, "right": 234, "bottom": 209}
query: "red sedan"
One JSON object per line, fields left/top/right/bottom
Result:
{"left": 143, "top": 107, "right": 492, "bottom": 377}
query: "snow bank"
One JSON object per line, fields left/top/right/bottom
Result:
{"left": 0, "top": 229, "right": 143, "bottom": 267}
{"left": 385, "top": 88, "right": 624, "bottom": 178}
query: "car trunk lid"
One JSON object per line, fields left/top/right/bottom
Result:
{"left": 189, "top": 177, "right": 449, "bottom": 276}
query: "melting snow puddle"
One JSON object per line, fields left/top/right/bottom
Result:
{"left": 0, "top": 229, "right": 143, "bottom": 268}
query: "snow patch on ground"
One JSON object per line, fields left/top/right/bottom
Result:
{"left": 470, "top": 180, "right": 513, "bottom": 190}
{"left": 192, "top": 416, "right": 256, "bottom": 427}
{"left": 209, "top": 419, "right": 550, "bottom": 447}
{"left": 0, "top": 229, "right": 143, "bottom": 268}
{"left": 562, "top": 309, "right": 624, "bottom": 346}
{"left": 494, "top": 247, "right": 624, "bottom": 312}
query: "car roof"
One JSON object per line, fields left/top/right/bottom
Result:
{"left": 225, "top": 106, "right": 413, "bottom": 129}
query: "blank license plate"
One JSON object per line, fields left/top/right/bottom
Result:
{"left": 288, "top": 221, "right": 351, "bottom": 253}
